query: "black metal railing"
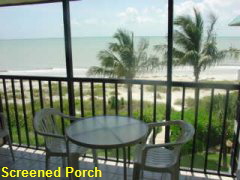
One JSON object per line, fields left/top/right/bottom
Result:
{"left": 0, "top": 74, "right": 239, "bottom": 177}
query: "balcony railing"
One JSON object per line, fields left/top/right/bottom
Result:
{"left": 0, "top": 74, "right": 239, "bottom": 178}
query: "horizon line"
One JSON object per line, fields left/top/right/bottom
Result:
{"left": 0, "top": 35, "right": 240, "bottom": 40}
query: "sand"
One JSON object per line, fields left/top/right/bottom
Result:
{"left": 0, "top": 65, "right": 239, "bottom": 112}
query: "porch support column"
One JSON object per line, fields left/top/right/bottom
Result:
{"left": 165, "top": 0, "right": 174, "bottom": 142}
{"left": 62, "top": 0, "right": 75, "bottom": 115}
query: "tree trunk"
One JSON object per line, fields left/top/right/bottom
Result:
{"left": 194, "top": 68, "right": 199, "bottom": 103}
{"left": 194, "top": 68, "right": 199, "bottom": 83}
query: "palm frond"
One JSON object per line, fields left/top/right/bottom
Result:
{"left": 174, "top": 15, "right": 194, "bottom": 29}
{"left": 114, "top": 29, "right": 133, "bottom": 49}
{"left": 140, "top": 56, "right": 161, "bottom": 72}
{"left": 206, "top": 13, "right": 217, "bottom": 42}
{"left": 109, "top": 43, "right": 121, "bottom": 52}
{"left": 87, "top": 66, "right": 115, "bottom": 77}
{"left": 154, "top": 44, "right": 167, "bottom": 52}
{"left": 174, "top": 8, "right": 203, "bottom": 52}
{"left": 181, "top": 50, "right": 199, "bottom": 66}
{"left": 174, "top": 30, "right": 194, "bottom": 50}
{"left": 98, "top": 50, "right": 122, "bottom": 66}
{"left": 136, "top": 38, "right": 149, "bottom": 66}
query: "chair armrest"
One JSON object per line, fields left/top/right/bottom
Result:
{"left": 58, "top": 112, "right": 85, "bottom": 121}
{"left": 147, "top": 120, "right": 183, "bottom": 129}
{"left": 143, "top": 142, "right": 181, "bottom": 151}
{"left": 144, "top": 121, "right": 180, "bottom": 144}
{"left": 35, "top": 131, "right": 64, "bottom": 139}
{"left": 146, "top": 129, "right": 154, "bottom": 144}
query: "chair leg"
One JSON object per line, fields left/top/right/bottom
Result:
{"left": 171, "top": 165, "right": 180, "bottom": 180}
{"left": 68, "top": 153, "right": 79, "bottom": 180}
{"left": 140, "top": 169, "right": 144, "bottom": 179}
{"left": 6, "top": 135, "right": 15, "bottom": 161}
{"left": 132, "top": 163, "right": 141, "bottom": 180}
{"left": 62, "top": 157, "right": 66, "bottom": 168}
{"left": 92, "top": 149, "right": 98, "bottom": 167}
{"left": 171, "top": 172, "right": 179, "bottom": 180}
{"left": 45, "top": 154, "right": 50, "bottom": 180}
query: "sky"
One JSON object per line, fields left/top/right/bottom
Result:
{"left": 0, "top": 0, "right": 239, "bottom": 39}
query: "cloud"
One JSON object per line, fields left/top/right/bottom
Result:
{"left": 83, "top": 18, "right": 98, "bottom": 25}
{"left": 70, "top": 1, "right": 240, "bottom": 37}
{"left": 118, "top": 7, "right": 157, "bottom": 24}
{"left": 175, "top": 0, "right": 240, "bottom": 19}
{"left": 172, "top": 0, "right": 240, "bottom": 36}
{"left": 118, "top": 7, "right": 138, "bottom": 18}
{"left": 71, "top": 19, "right": 81, "bottom": 26}
{"left": 117, "top": 1, "right": 240, "bottom": 36}
{"left": 70, "top": 17, "right": 107, "bottom": 28}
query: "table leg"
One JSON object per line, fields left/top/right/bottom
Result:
{"left": 67, "top": 139, "right": 79, "bottom": 180}
{"left": 123, "top": 147, "right": 127, "bottom": 180}
{"left": 68, "top": 153, "right": 79, "bottom": 180}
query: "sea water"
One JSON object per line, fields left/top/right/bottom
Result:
{"left": 0, "top": 36, "right": 240, "bottom": 80}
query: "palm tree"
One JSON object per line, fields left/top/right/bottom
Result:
{"left": 88, "top": 29, "right": 159, "bottom": 116}
{"left": 87, "top": 29, "right": 159, "bottom": 79}
{"left": 156, "top": 8, "right": 226, "bottom": 82}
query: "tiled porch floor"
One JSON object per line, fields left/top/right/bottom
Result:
{"left": 0, "top": 145, "right": 235, "bottom": 180}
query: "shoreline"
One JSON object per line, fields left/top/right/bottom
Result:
{"left": 1, "top": 65, "right": 240, "bottom": 82}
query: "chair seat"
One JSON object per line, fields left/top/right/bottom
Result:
{"left": 0, "top": 129, "right": 9, "bottom": 138}
{"left": 134, "top": 144, "right": 177, "bottom": 169}
{"left": 46, "top": 138, "right": 87, "bottom": 155}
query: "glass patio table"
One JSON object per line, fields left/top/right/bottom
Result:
{"left": 66, "top": 115, "right": 148, "bottom": 180}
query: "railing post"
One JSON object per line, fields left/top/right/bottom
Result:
{"left": 165, "top": 0, "right": 174, "bottom": 143}
{"left": 62, "top": 0, "right": 75, "bottom": 116}
{"left": 0, "top": 93, "right": 3, "bottom": 128}
{"left": 232, "top": 89, "right": 240, "bottom": 176}
{"left": 0, "top": 93, "right": 6, "bottom": 145}
{"left": 0, "top": 93, "right": 3, "bottom": 113}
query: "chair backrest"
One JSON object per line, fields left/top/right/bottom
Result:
{"left": 33, "top": 108, "right": 64, "bottom": 138}
{"left": 170, "top": 120, "right": 195, "bottom": 155}
{"left": 174, "top": 120, "right": 195, "bottom": 144}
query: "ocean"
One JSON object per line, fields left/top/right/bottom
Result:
{"left": 0, "top": 36, "right": 240, "bottom": 80}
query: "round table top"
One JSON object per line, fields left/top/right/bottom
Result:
{"left": 66, "top": 116, "right": 148, "bottom": 149}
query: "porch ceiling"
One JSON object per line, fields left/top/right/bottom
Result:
{"left": 0, "top": 0, "right": 79, "bottom": 7}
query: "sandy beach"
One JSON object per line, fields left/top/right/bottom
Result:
{"left": 1, "top": 65, "right": 238, "bottom": 112}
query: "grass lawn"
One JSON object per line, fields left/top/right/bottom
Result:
{"left": 181, "top": 152, "right": 231, "bottom": 172}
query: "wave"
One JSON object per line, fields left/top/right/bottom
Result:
{"left": 0, "top": 69, "right": 8, "bottom": 73}
{"left": 0, "top": 67, "right": 89, "bottom": 77}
